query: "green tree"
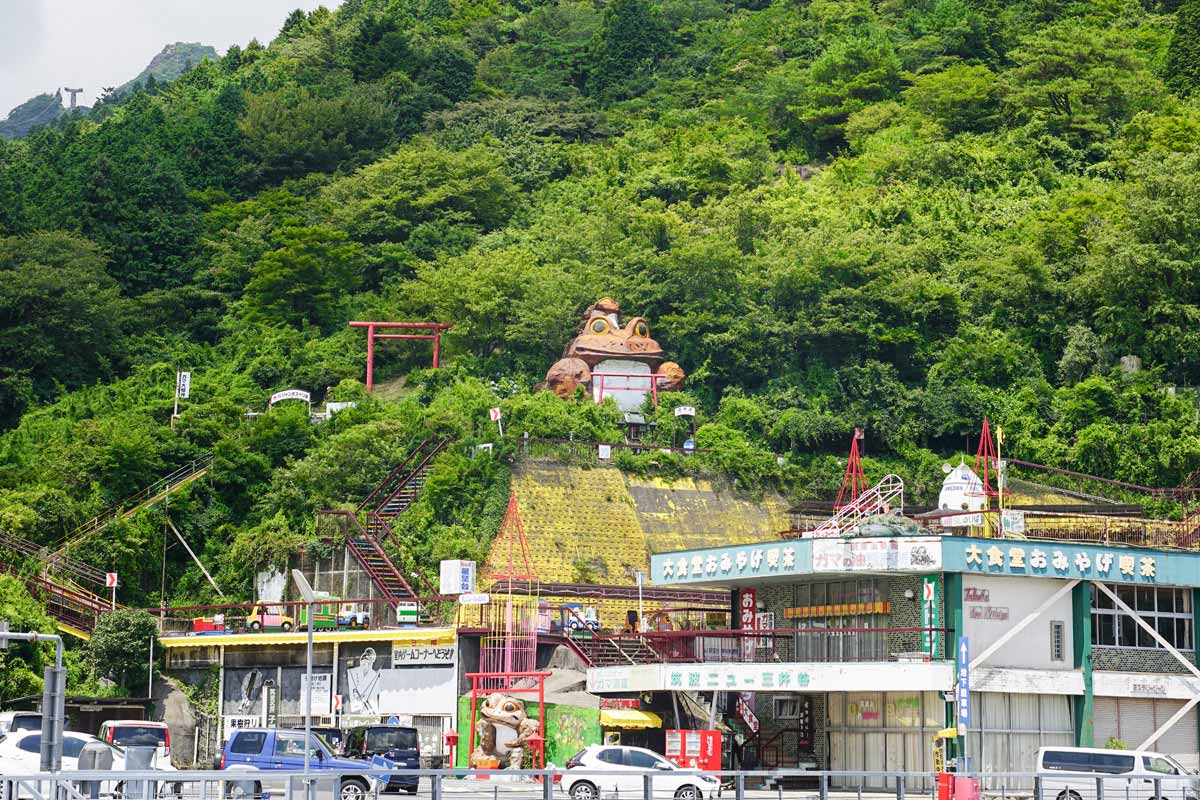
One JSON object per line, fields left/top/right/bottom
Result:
{"left": 1003, "top": 22, "right": 1161, "bottom": 149}
{"left": 0, "top": 232, "right": 126, "bottom": 427}
{"left": 87, "top": 610, "right": 160, "bottom": 696}
{"left": 903, "top": 63, "right": 1001, "bottom": 133}
{"left": 1165, "top": 0, "right": 1200, "bottom": 96}
{"left": 241, "top": 227, "right": 364, "bottom": 330}
{"left": 793, "top": 31, "right": 903, "bottom": 155}
{"left": 586, "top": 0, "right": 671, "bottom": 99}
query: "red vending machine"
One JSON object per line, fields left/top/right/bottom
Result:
{"left": 665, "top": 730, "right": 722, "bottom": 771}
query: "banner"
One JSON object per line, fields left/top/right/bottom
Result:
{"left": 269, "top": 389, "right": 311, "bottom": 406}
{"left": 739, "top": 589, "right": 757, "bottom": 660}
{"left": 176, "top": 371, "right": 191, "bottom": 399}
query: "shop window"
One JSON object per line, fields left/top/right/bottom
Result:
{"left": 1091, "top": 585, "right": 1192, "bottom": 650}
{"left": 1050, "top": 621, "right": 1065, "bottom": 662}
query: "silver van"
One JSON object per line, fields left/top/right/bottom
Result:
{"left": 1037, "top": 746, "right": 1199, "bottom": 800}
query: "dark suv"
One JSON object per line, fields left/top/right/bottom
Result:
{"left": 343, "top": 726, "right": 420, "bottom": 794}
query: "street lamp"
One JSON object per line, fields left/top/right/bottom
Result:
{"left": 0, "top": 621, "right": 65, "bottom": 772}
{"left": 291, "top": 571, "right": 317, "bottom": 784}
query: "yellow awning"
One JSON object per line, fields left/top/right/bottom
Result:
{"left": 159, "top": 626, "right": 455, "bottom": 649}
{"left": 600, "top": 709, "right": 663, "bottom": 730}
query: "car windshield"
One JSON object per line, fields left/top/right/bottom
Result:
{"left": 365, "top": 729, "right": 418, "bottom": 751}
{"left": 1165, "top": 755, "right": 1193, "bottom": 775}
{"left": 110, "top": 727, "right": 167, "bottom": 747}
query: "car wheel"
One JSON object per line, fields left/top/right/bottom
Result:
{"left": 249, "top": 621, "right": 261, "bottom": 631}
{"left": 1056, "top": 792, "right": 1083, "bottom": 800}
{"left": 570, "top": 781, "right": 598, "bottom": 800}
{"left": 340, "top": 778, "right": 369, "bottom": 800}
{"left": 675, "top": 785, "right": 701, "bottom": 800}
{"left": 282, "top": 621, "right": 293, "bottom": 632}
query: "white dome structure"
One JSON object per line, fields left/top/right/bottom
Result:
{"left": 938, "top": 461, "right": 986, "bottom": 513}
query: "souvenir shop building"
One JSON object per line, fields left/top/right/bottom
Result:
{"left": 585, "top": 535, "right": 1200, "bottom": 780}
{"left": 161, "top": 627, "right": 459, "bottom": 764}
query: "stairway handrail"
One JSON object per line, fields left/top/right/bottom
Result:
{"left": 372, "top": 439, "right": 447, "bottom": 514}
{"left": 320, "top": 510, "right": 415, "bottom": 600}
{"left": 50, "top": 454, "right": 214, "bottom": 554}
{"left": 357, "top": 440, "right": 433, "bottom": 513}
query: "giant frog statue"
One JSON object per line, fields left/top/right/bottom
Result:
{"left": 469, "top": 693, "right": 541, "bottom": 769}
{"left": 546, "top": 297, "right": 685, "bottom": 410}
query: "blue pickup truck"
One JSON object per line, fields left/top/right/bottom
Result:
{"left": 219, "top": 728, "right": 375, "bottom": 800}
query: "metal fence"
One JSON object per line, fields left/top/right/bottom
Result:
{"left": 2, "top": 769, "right": 1197, "bottom": 800}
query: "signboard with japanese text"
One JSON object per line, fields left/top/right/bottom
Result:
{"left": 1001, "top": 510, "right": 1026, "bottom": 534}
{"left": 587, "top": 661, "right": 953, "bottom": 694}
{"left": 300, "top": 673, "right": 332, "bottom": 715}
{"left": 812, "top": 537, "right": 942, "bottom": 572}
{"left": 922, "top": 576, "right": 939, "bottom": 659}
{"left": 654, "top": 540, "right": 812, "bottom": 584}
{"left": 176, "top": 371, "right": 191, "bottom": 399}
{"left": 950, "top": 540, "right": 1172, "bottom": 583}
{"left": 735, "top": 695, "right": 759, "bottom": 734}
{"left": 392, "top": 644, "right": 456, "bottom": 665}
{"left": 269, "top": 389, "right": 311, "bottom": 406}
{"left": 739, "top": 589, "right": 757, "bottom": 660}
{"left": 654, "top": 535, "right": 1200, "bottom": 589}
{"left": 439, "top": 560, "right": 476, "bottom": 595}
{"left": 796, "top": 695, "right": 814, "bottom": 748}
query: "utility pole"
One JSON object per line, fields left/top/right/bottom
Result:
{"left": 292, "top": 570, "right": 317, "bottom": 800}
{"left": 0, "top": 623, "right": 66, "bottom": 772}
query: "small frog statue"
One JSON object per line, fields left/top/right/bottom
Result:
{"left": 469, "top": 693, "right": 541, "bottom": 769}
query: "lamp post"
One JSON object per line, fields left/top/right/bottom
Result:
{"left": 291, "top": 571, "right": 317, "bottom": 789}
{"left": 0, "top": 622, "right": 65, "bottom": 772}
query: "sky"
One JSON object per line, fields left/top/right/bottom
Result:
{"left": 0, "top": 0, "right": 343, "bottom": 114}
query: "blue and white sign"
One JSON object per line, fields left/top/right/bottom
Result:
{"left": 439, "top": 559, "right": 476, "bottom": 595}
{"left": 956, "top": 637, "right": 970, "bottom": 733}
{"left": 943, "top": 538, "right": 1200, "bottom": 586}
{"left": 387, "top": 716, "right": 401, "bottom": 726}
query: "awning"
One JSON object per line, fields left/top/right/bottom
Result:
{"left": 159, "top": 626, "right": 456, "bottom": 649}
{"left": 600, "top": 709, "right": 663, "bottom": 730}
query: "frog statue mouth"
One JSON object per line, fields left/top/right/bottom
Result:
{"left": 544, "top": 297, "right": 685, "bottom": 400}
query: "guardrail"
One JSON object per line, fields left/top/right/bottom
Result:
{"left": 3, "top": 769, "right": 1196, "bottom": 800}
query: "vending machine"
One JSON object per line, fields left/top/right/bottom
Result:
{"left": 665, "top": 730, "right": 722, "bottom": 771}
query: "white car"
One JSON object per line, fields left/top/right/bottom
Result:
{"left": 562, "top": 745, "right": 720, "bottom": 800}
{"left": 0, "top": 730, "right": 179, "bottom": 798}
{"left": 98, "top": 721, "right": 172, "bottom": 766}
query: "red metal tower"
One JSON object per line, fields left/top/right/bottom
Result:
{"left": 834, "top": 428, "right": 868, "bottom": 510}
{"left": 973, "top": 417, "right": 1000, "bottom": 497}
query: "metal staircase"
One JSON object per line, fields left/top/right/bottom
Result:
{"left": 48, "top": 455, "right": 213, "bottom": 564}
{"left": 809, "top": 474, "right": 905, "bottom": 538}
{"left": 320, "top": 439, "right": 447, "bottom": 605}
{"left": 358, "top": 439, "right": 446, "bottom": 519}
{"left": 340, "top": 512, "right": 415, "bottom": 602}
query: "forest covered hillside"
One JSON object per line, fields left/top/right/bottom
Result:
{"left": 1, "top": 0, "right": 1200, "bottom": 612}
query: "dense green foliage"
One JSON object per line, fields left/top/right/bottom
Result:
{"left": 1, "top": 0, "right": 1200, "bottom": 610}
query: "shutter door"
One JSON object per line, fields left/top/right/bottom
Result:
{"left": 1153, "top": 700, "right": 1198, "bottom": 772}
{"left": 1093, "top": 697, "right": 1121, "bottom": 747}
{"left": 1115, "top": 698, "right": 1158, "bottom": 751}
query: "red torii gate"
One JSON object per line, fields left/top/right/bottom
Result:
{"left": 349, "top": 321, "right": 453, "bottom": 391}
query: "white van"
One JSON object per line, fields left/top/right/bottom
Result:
{"left": 1037, "top": 746, "right": 1199, "bottom": 800}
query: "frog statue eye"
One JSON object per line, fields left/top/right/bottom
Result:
{"left": 634, "top": 321, "right": 649, "bottom": 338}
{"left": 590, "top": 318, "right": 611, "bottom": 334}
